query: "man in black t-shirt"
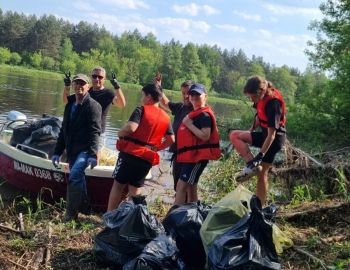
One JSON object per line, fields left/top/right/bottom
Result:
{"left": 159, "top": 79, "right": 193, "bottom": 191}
{"left": 63, "top": 67, "right": 126, "bottom": 150}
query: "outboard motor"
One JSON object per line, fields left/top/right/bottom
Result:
{"left": 6, "top": 111, "right": 27, "bottom": 121}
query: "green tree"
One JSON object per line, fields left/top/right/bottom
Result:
{"left": 268, "top": 66, "right": 297, "bottom": 104}
{"left": 30, "top": 51, "right": 42, "bottom": 68}
{"left": 306, "top": 0, "right": 350, "bottom": 145}
{"left": 9, "top": 52, "right": 22, "bottom": 65}
{"left": 0, "top": 47, "right": 11, "bottom": 63}
{"left": 160, "top": 40, "right": 182, "bottom": 89}
{"left": 27, "top": 15, "right": 62, "bottom": 59}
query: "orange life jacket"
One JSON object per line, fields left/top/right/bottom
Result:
{"left": 256, "top": 89, "right": 286, "bottom": 128}
{"left": 116, "top": 105, "right": 170, "bottom": 165}
{"left": 176, "top": 106, "right": 221, "bottom": 163}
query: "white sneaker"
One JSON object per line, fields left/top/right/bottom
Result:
{"left": 236, "top": 162, "right": 262, "bottom": 183}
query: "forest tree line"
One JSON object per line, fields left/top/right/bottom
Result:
{"left": 0, "top": 2, "right": 349, "bottom": 150}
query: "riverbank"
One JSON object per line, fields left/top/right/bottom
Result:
{"left": 0, "top": 64, "right": 244, "bottom": 107}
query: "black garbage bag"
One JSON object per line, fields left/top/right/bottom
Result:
{"left": 207, "top": 196, "right": 281, "bottom": 270}
{"left": 162, "top": 201, "right": 212, "bottom": 269}
{"left": 94, "top": 196, "right": 165, "bottom": 268}
{"left": 10, "top": 115, "right": 62, "bottom": 158}
{"left": 123, "top": 235, "right": 186, "bottom": 270}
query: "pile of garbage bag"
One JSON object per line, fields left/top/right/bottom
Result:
{"left": 94, "top": 187, "right": 293, "bottom": 269}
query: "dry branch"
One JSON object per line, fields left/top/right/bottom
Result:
{"left": 44, "top": 222, "right": 53, "bottom": 268}
{"left": 277, "top": 202, "right": 350, "bottom": 221}
{"left": 0, "top": 223, "right": 22, "bottom": 234}
{"left": 293, "top": 246, "right": 330, "bottom": 270}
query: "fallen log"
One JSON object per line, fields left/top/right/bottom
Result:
{"left": 277, "top": 201, "right": 350, "bottom": 221}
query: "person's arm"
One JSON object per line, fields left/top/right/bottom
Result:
{"left": 182, "top": 115, "right": 211, "bottom": 142}
{"left": 63, "top": 86, "right": 70, "bottom": 104}
{"left": 88, "top": 102, "right": 102, "bottom": 158}
{"left": 63, "top": 71, "right": 71, "bottom": 104}
{"left": 118, "top": 121, "right": 138, "bottom": 137}
{"left": 113, "top": 87, "right": 126, "bottom": 108}
{"left": 118, "top": 106, "right": 142, "bottom": 137}
{"left": 249, "top": 114, "right": 260, "bottom": 132}
{"left": 260, "top": 127, "right": 276, "bottom": 155}
{"left": 110, "top": 72, "right": 126, "bottom": 108}
{"left": 157, "top": 134, "right": 175, "bottom": 151}
{"left": 159, "top": 92, "right": 171, "bottom": 112}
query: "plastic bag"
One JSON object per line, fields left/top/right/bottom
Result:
{"left": 200, "top": 185, "right": 253, "bottom": 254}
{"left": 123, "top": 235, "right": 186, "bottom": 270}
{"left": 163, "top": 201, "right": 211, "bottom": 269}
{"left": 94, "top": 197, "right": 164, "bottom": 267}
{"left": 208, "top": 196, "right": 281, "bottom": 270}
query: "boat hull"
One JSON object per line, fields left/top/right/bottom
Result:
{"left": 0, "top": 141, "right": 114, "bottom": 211}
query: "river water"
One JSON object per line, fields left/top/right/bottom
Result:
{"left": 0, "top": 70, "right": 246, "bottom": 149}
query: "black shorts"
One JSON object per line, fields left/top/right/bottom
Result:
{"left": 251, "top": 132, "right": 286, "bottom": 164}
{"left": 112, "top": 152, "right": 152, "bottom": 187}
{"left": 179, "top": 160, "right": 208, "bottom": 185}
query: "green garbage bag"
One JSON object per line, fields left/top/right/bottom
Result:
{"left": 200, "top": 185, "right": 293, "bottom": 256}
{"left": 200, "top": 185, "right": 253, "bottom": 254}
{"left": 272, "top": 224, "right": 294, "bottom": 254}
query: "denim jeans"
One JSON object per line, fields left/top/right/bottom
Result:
{"left": 69, "top": 151, "right": 89, "bottom": 194}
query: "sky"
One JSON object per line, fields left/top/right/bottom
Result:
{"left": 1, "top": 0, "right": 323, "bottom": 72}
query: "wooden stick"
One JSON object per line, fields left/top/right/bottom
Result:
{"left": 293, "top": 246, "right": 329, "bottom": 270}
{"left": 45, "top": 222, "right": 53, "bottom": 268}
{"left": 1, "top": 256, "right": 28, "bottom": 269}
{"left": 0, "top": 223, "right": 22, "bottom": 234}
{"left": 19, "top": 212, "right": 25, "bottom": 233}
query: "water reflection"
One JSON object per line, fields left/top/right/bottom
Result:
{"left": 0, "top": 71, "right": 246, "bottom": 149}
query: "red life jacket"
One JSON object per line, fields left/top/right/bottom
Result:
{"left": 116, "top": 105, "right": 170, "bottom": 165}
{"left": 176, "top": 106, "right": 221, "bottom": 163}
{"left": 256, "top": 89, "right": 286, "bottom": 129}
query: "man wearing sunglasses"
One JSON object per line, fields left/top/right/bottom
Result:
{"left": 63, "top": 67, "right": 126, "bottom": 150}
{"left": 53, "top": 74, "right": 102, "bottom": 221}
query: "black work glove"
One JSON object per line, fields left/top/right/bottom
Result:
{"left": 248, "top": 152, "right": 264, "bottom": 167}
{"left": 110, "top": 72, "right": 120, "bottom": 89}
{"left": 63, "top": 71, "right": 71, "bottom": 87}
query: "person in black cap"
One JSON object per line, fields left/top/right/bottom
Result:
{"left": 174, "top": 83, "right": 221, "bottom": 205}
{"left": 52, "top": 73, "right": 102, "bottom": 221}
{"left": 156, "top": 74, "right": 194, "bottom": 194}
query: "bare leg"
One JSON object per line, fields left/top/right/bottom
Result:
{"left": 174, "top": 179, "right": 189, "bottom": 205}
{"left": 107, "top": 181, "right": 127, "bottom": 211}
{"left": 256, "top": 163, "right": 271, "bottom": 206}
{"left": 229, "top": 130, "right": 254, "bottom": 162}
{"left": 128, "top": 185, "right": 142, "bottom": 197}
{"left": 187, "top": 184, "right": 198, "bottom": 202}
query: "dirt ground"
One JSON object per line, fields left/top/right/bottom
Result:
{"left": 0, "top": 166, "right": 349, "bottom": 269}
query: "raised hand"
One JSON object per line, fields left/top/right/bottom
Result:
{"left": 64, "top": 71, "right": 71, "bottom": 87}
{"left": 110, "top": 72, "right": 120, "bottom": 89}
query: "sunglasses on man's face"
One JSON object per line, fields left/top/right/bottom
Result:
{"left": 91, "top": 74, "right": 104, "bottom": 80}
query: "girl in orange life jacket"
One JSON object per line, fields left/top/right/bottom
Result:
{"left": 174, "top": 83, "right": 221, "bottom": 205}
{"left": 229, "top": 76, "right": 286, "bottom": 205}
{"left": 107, "top": 84, "right": 175, "bottom": 211}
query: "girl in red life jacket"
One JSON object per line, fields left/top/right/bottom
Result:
{"left": 229, "top": 76, "right": 286, "bottom": 205}
{"left": 107, "top": 84, "right": 175, "bottom": 211}
{"left": 174, "top": 83, "right": 221, "bottom": 205}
